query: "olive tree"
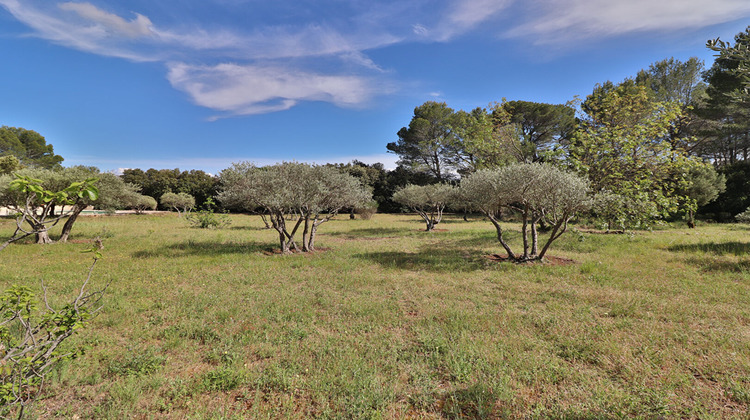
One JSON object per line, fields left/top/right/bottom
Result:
{"left": 127, "top": 193, "right": 157, "bottom": 214}
{"left": 218, "top": 162, "right": 370, "bottom": 253}
{"left": 461, "top": 163, "right": 591, "bottom": 262}
{"left": 216, "top": 161, "right": 271, "bottom": 227}
{"left": 392, "top": 183, "right": 455, "bottom": 231}
{"left": 299, "top": 165, "right": 371, "bottom": 251}
{"left": 160, "top": 192, "right": 195, "bottom": 216}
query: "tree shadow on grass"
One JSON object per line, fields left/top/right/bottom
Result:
{"left": 326, "top": 227, "right": 407, "bottom": 239}
{"left": 132, "top": 240, "right": 270, "bottom": 259}
{"left": 229, "top": 225, "right": 270, "bottom": 231}
{"left": 681, "top": 256, "right": 750, "bottom": 273}
{"left": 355, "top": 244, "right": 487, "bottom": 273}
{"left": 668, "top": 242, "right": 750, "bottom": 256}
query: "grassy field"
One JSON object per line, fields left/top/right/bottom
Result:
{"left": 1, "top": 213, "right": 749, "bottom": 418}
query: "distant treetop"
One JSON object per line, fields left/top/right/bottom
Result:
{"left": 0, "top": 126, "right": 64, "bottom": 169}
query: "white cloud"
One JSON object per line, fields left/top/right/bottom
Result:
{"left": 58, "top": 2, "right": 154, "bottom": 39}
{"left": 434, "top": 0, "right": 513, "bottom": 41}
{"left": 0, "top": 0, "right": 158, "bottom": 61}
{"left": 507, "top": 0, "right": 750, "bottom": 43}
{"left": 154, "top": 23, "right": 400, "bottom": 60}
{"left": 412, "top": 24, "right": 429, "bottom": 36}
{"left": 166, "top": 62, "right": 375, "bottom": 118}
{"left": 448, "top": 0, "right": 512, "bottom": 29}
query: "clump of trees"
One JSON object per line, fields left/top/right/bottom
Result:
{"left": 219, "top": 162, "right": 371, "bottom": 253}
{"left": 121, "top": 168, "right": 218, "bottom": 210}
{"left": 461, "top": 163, "right": 591, "bottom": 262}
{"left": 392, "top": 183, "right": 455, "bottom": 231}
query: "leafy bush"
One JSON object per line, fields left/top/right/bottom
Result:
{"left": 185, "top": 198, "right": 230, "bottom": 229}
{"left": 736, "top": 207, "right": 750, "bottom": 223}
{"left": 392, "top": 183, "right": 455, "bottom": 231}
{"left": 0, "top": 243, "right": 107, "bottom": 417}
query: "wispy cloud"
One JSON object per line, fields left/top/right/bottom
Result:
{"left": 506, "top": 0, "right": 750, "bottom": 44}
{"left": 166, "top": 62, "right": 376, "bottom": 119}
{"left": 436, "top": 0, "right": 513, "bottom": 41}
{"left": 58, "top": 2, "right": 154, "bottom": 38}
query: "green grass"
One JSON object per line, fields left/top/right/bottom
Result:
{"left": 1, "top": 213, "right": 749, "bottom": 418}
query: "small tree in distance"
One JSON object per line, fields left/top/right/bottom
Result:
{"left": 129, "top": 194, "right": 157, "bottom": 214}
{"left": 461, "top": 163, "right": 591, "bottom": 262}
{"left": 160, "top": 192, "right": 195, "bottom": 217}
{"left": 392, "top": 183, "right": 455, "bottom": 231}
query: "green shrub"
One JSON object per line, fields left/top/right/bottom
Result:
{"left": 185, "top": 198, "right": 230, "bottom": 229}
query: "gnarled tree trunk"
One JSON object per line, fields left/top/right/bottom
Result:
{"left": 59, "top": 203, "right": 87, "bottom": 243}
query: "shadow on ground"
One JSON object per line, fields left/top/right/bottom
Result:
{"left": 668, "top": 242, "right": 750, "bottom": 256}
{"left": 229, "top": 225, "right": 270, "bottom": 231}
{"left": 681, "top": 256, "right": 750, "bottom": 273}
{"left": 355, "top": 244, "right": 488, "bottom": 273}
{"left": 326, "top": 227, "right": 407, "bottom": 239}
{"left": 132, "top": 240, "right": 270, "bottom": 259}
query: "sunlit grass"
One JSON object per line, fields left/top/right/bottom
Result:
{"left": 1, "top": 214, "right": 749, "bottom": 418}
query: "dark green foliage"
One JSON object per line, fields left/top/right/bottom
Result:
{"left": 707, "top": 26, "right": 750, "bottom": 106}
{"left": 699, "top": 28, "right": 750, "bottom": 164}
{"left": 387, "top": 101, "right": 457, "bottom": 181}
{"left": 501, "top": 100, "right": 577, "bottom": 162}
{"left": 329, "top": 161, "right": 438, "bottom": 213}
{"left": 700, "top": 161, "right": 750, "bottom": 220}
{"left": 121, "top": 168, "right": 218, "bottom": 209}
{"left": 0, "top": 126, "right": 63, "bottom": 169}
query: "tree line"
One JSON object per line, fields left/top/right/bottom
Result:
{"left": 3, "top": 27, "right": 750, "bottom": 234}
{"left": 385, "top": 28, "right": 750, "bottom": 225}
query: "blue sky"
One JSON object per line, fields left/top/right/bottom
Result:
{"left": 1, "top": 0, "right": 749, "bottom": 174}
